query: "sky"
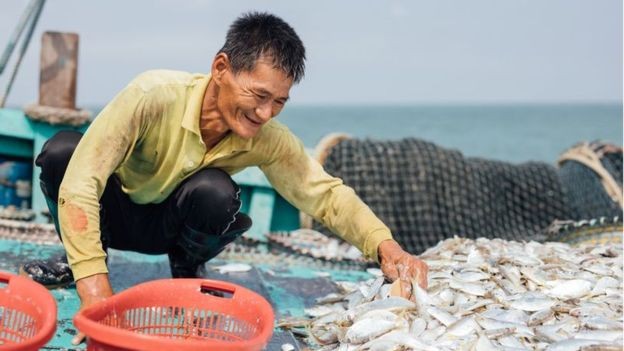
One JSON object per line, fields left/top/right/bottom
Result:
{"left": 0, "top": 0, "right": 622, "bottom": 106}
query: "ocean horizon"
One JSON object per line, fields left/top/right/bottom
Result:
{"left": 279, "top": 103, "right": 622, "bottom": 164}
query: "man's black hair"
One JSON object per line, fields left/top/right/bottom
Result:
{"left": 219, "top": 12, "right": 306, "bottom": 83}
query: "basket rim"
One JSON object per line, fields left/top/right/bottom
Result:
{"left": 74, "top": 278, "right": 274, "bottom": 351}
{"left": 0, "top": 271, "right": 57, "bottom": 351}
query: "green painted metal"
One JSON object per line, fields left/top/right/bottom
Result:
{"left": 233, "top": 168, "right": 301, "bottom": 233}
{"left": 245, "top": 187, "right": 277, "bottom": 242}
{"left": 0, "top": 136, "right": 32, "bottom": 159}
{"left": 271, "top": 196, "right": 301, "bottom": 231}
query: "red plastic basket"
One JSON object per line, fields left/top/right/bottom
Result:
{"left": 74, "top": 279, "right": 275, "bottom": 351}
{"left": 0, "top": 271, "right": 57, "bottom": 351}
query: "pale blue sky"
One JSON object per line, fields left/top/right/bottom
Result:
{"left": 1, "top": 0, "right": 622, "bottom": 106}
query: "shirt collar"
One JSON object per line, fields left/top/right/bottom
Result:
{"left": 181, "top": 73, "right": 211, "bottom": 135}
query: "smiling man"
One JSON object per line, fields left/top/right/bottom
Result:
{"left": 20, "top": 12, "right": 428, "bottom": 344}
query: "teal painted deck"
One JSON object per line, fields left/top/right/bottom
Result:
{"left": 0, "top": 238, "right": 372, "bottom": 350}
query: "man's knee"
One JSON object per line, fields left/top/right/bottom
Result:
{"left": 182, "top": 168, "right": 240, "bottom": 206}
{"left": 174, "top": 168, "right": 242, "bottom": 234}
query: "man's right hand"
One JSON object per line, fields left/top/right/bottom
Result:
{"left": 73, "top": 273, "right": 114, "bottom": 345}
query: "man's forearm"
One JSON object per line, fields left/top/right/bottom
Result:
{"left": 76, "top": 273, "right": 114, "bottom": 305}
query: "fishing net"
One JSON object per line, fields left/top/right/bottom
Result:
{"left": 311, "top": 137, "right": 622, "bottom": 254}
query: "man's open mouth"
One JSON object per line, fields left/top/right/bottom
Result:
{"left": 244, "top": 114, "right": 262, "bottom": 126}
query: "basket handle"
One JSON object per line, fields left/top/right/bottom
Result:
{"left": 199, "top": 280, "right": 237, "bottom": 298}
{"left": 0, "top": 271, "right": 13, "bottom": 286}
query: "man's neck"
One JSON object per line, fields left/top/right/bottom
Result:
{"left": 200, "top": 79, "right": 229, "bottom": 150}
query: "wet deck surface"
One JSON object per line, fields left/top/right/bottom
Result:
{"left": 0, "top": 238, "right": 372, "bottom": 350}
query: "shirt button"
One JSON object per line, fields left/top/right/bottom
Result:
{"left": 187, "top": 161, "right": 194, "bottom": 168}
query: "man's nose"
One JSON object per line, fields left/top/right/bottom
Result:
{"left": 255, "top": 102, "right": 272, "bottom": 122}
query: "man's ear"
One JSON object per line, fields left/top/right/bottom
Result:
{"left": 211, "top": 53, "right": 230, "bottom": 85}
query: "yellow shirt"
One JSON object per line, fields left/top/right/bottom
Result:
{"left": 58, "top": 70, "right": 394, "bottom": 280}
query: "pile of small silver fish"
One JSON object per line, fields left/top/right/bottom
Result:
{"left": 300, "top": 237, "right": 623, "bottom": 350}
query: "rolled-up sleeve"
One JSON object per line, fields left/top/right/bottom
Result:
{"left": 58, "top": 85, "right": 146, "bottom": 281}
{"left": 260, "top": 129, "right": 393, "bottom": 262}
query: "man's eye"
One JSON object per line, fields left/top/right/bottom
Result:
{"left": 255, "top": 93, "right": 268, "bottom": 100}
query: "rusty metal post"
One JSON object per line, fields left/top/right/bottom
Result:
{"left": 39, "top": 31, "right": 79, "bottom": 109}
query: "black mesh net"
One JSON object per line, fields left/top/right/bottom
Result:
{"left": 313, "top": 138, "right": 622, "bottom": 254}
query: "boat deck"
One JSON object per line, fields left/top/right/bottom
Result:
{"left": 0, "top": 238, "right": 373, "bottom": 350}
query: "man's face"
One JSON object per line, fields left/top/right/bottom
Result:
{"left": 217, "top": 57, "right": 293, "bottom": 139}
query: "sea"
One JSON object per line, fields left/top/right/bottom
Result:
{"left": 277, "top": 104, "right": 622, "bottom": 164}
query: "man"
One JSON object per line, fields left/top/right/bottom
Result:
{"left": 20, "top": 12, "right": 428, "bottom": 344}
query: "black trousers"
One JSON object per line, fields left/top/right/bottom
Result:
{"left": 35, "top": 131, "right": 251, "bottom": 267}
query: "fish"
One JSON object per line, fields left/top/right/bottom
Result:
{"left": 545, "top": 279, "right": 593, "bottom": 300}
{"left": 344, "top": 318, "right": 396, "bottom": 344}
{"left": 210, "top": 262, "right": 252, "bottom": 274}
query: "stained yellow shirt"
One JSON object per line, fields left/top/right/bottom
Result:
{"left": 58, "top": 70, "right": 393, "bottom": 280}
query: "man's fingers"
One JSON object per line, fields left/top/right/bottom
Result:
{"left": 414, "top": 268, "right": 427, "bottom": 289}
{"left": 413, "top": 261, "right": 427, "bottom": 289}
{"left": 399, "top": 277, "right": 413, "bottom": 300}
{"left": 419, "top": 267, "right": 428, "bottom": 289}
{"left": 71, "top": 332, "right": 85, "bottom": 345}
{"left": 397, "top": 264, "right": 413, "bottom": 299}
{"left": 381, "top": 262, "right": 399, "bottom": 282}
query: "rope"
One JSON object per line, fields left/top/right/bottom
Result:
{"left": 0, "top": 0, "right": 41, "bottom": 74}
{"left": 23, "top": 103, "right": 91, "bottom": 126}
{"left": 558, "top": 142, "right": 623, "bottom": 208}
